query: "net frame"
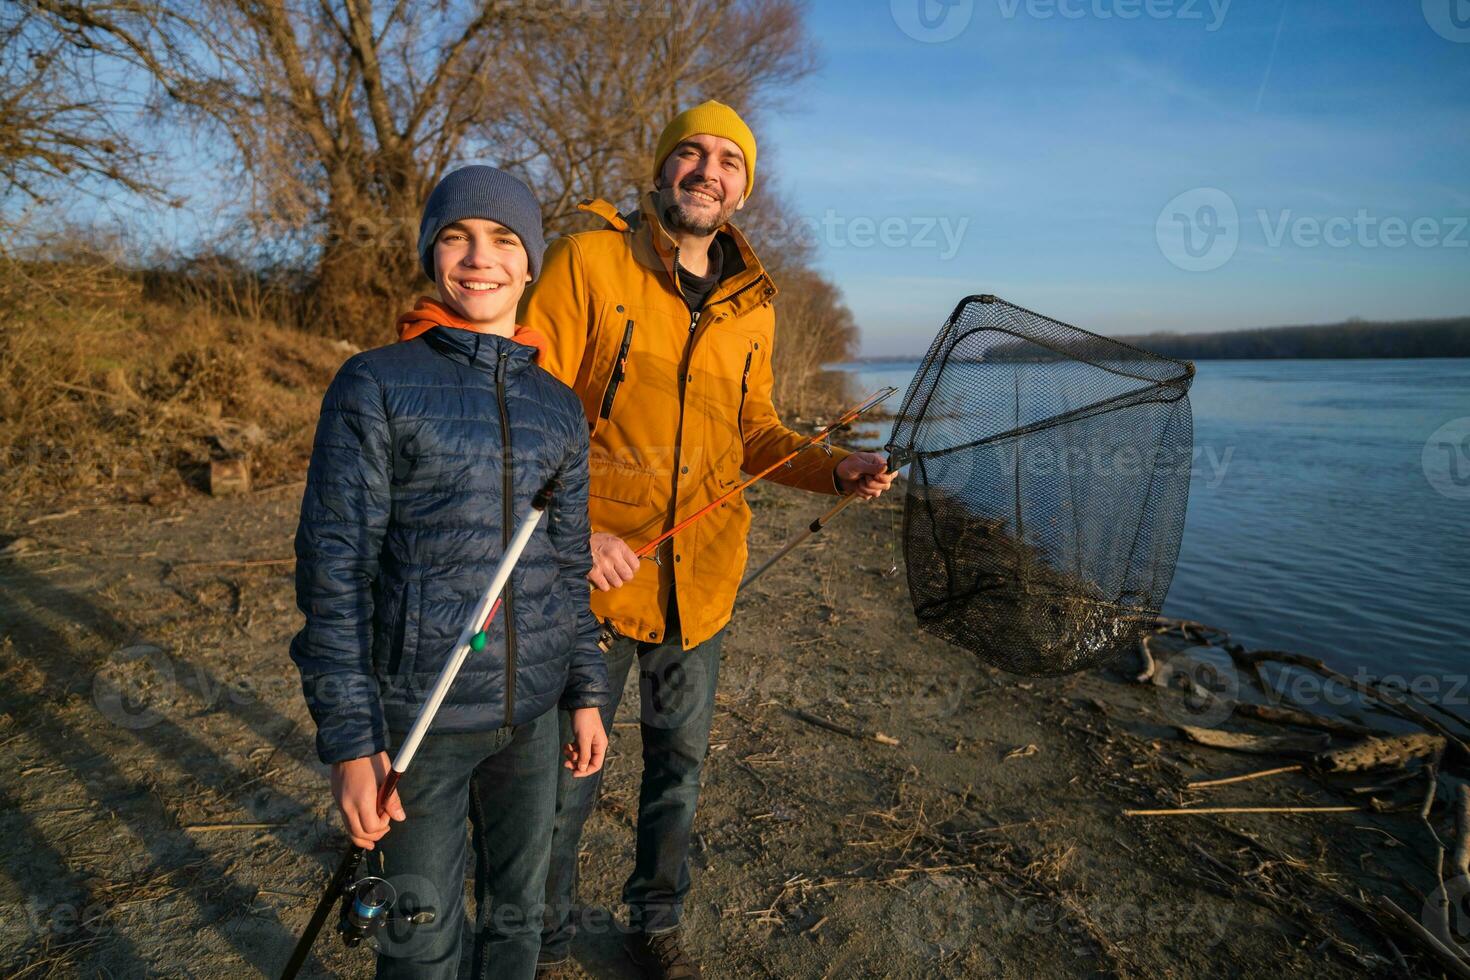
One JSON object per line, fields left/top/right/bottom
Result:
{"left": 885, "top": 294, "right": 1195, "bottom": 676}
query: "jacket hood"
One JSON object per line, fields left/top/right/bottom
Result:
{"left": 397, "top": 296, "right": 550, "bottom": 362}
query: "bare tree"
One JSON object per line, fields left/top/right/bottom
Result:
{"left": 10, "top": 0, "right": 855, "bottom": 380}
{"left": 0, "top": 2, "right": 187, "bottom": 228}
{"left": 18, "top": 0, "right": 530, "bottom": 340}
{"left": 484, "top": 0, "right": 816, "bottom": 233}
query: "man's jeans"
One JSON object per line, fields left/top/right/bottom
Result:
{"left": 373, "top": 709, "right": 559, "bottom": 980}
{"left": 541, "top": 614, "right": 723, "bottom": 959}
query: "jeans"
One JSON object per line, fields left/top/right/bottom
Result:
{"left": 373, "top": 709, "right": 559, "bottom": 980}
{"left": 540, "top": 611, "right": 723, "bottom": 960}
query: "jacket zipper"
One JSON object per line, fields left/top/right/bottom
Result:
{"left": 599, "top": 318, "right": 635, "bottom": 420}
{"left": 737, "top": 350, "right": 752, "bottom": 439}
{"left": 495, "top": 351, "right": 518, "bottom": 725}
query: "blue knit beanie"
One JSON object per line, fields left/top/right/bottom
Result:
{"left": 417, "top": 166, "right": 546, "bottom": 281}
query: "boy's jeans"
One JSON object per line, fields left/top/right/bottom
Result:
{"left": 541, "top": 611, "right": 723, "bottom": 960}
{"left": 373, "top": 709, "right": 559, "bottom": 980}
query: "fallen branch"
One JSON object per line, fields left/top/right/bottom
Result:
{"left": 1188, "top": 764, "right": 1303, "bottom": 790}
{"left": 1124, "top": 805, "right": 1360, "bottom": 817}
{"left": 1374, "top": 895, "right": 1470, "bottom": 979}
{"left": 25, "top": 508, "right": 81, "bottom": 525}
{"left": 1176, "top": 724, "right": 1330, "bottom": 757}
{"left": 1135, "top": 634, "right": 1157, "bottom": 683}
{"left": 1233, "top": 701, "right": 1378, "bottom": 738}
{"left": 787, "top": 707, "right": 899, "bottom": 746}
{"left": 182, "top": 822, "right": 285, "bottom": 833}
{"left": 1456, "top": 785, "right": 1470, "bottom": 882}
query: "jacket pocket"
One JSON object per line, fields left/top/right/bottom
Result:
{"left": 588, "top": 451, "right": 657, "bottom": 506}
{"left": 385, "top": 576, "right": 420, "bottom": 681}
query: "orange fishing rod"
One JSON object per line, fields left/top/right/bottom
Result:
{"left": 634, "top": 386, "right": 897, "bottom": 562}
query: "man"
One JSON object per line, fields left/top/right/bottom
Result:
{"left": 519, "top": 101, "right": 895, "bottom": 978}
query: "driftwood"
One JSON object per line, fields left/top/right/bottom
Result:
{"left": 1176, "top": 724, "right": 1330, "bottom": 757}
{"left": 1234, "top": 649, "right": 1470, "bottom": 761}
{"left": 786, "top": 707, "right": 900, "bottom": 747}
{"left": 1456, "top": 785, "right": 1470, "bottom": 882}
{"left": 1232, "top": 701, "right": 1379, "bottom": 738}
{"left": 1374, "top": 895, "right": 1470, "bottom": 980}
{"left": 1350, "top": 770, "right": 1425, "bottom": 795}
{"left": 182, "top": 822, "right": 285, "bottom": 832}
{"left": 1314, "top": 733, "right": 1447, "bottom": 774}
{"left": 1187, "top": 764, "right": 1302, "bottom": 790}
{"left": 1185, "top": 735, "right": 1443, "bottom": 794}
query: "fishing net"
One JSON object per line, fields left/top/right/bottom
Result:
{"left": 885, "top": 295, "right": 1195, "bottom": 676}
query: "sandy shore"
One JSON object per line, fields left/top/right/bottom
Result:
{"left": 0, "top": 477, "right": 1448, "bottom": 978}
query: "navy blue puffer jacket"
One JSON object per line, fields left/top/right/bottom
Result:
{"left": 289, "top": 326, "right": 609, "bottom": 765}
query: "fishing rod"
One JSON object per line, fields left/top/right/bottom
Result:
{"left": 635, "top": 386, "right": 897, "bottom": 564}
{"left": 281, "top": 480, "right": 556, "bottom": 980}
{"left": 738, "top": 454, "right": 903, "bottom": 591}
{"left": 740, "top": 493, "right": 863, "bottom": 590}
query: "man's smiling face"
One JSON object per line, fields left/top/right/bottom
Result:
{"left": 656, "top": 134, "right": 746, "bottom": 236}
{"left": 431, "top": 218, "right": 531, "bottom": 329}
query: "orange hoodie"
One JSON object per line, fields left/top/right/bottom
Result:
{"left": 396, "top": 297, "right": 549, "bottom": 361}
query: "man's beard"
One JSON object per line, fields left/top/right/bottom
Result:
{"left": 657, "top": 183, "right": 739, "bottom": 235}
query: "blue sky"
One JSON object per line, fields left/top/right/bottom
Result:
{"left": 763, "top": 1, "right": 1470, "bottom": 356}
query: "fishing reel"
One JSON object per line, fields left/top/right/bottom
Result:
{"left": 336, "top": 874, "right": 435, "bottom": 948}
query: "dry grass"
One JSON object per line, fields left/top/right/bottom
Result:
{"left": 0, "top": 245, "right": 856, "bottom": 511}
{"left": 0, "top": 253, "right": 351, "bottom": 507}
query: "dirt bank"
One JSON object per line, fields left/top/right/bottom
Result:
{"left": 0, "top": 478, "right": 1452, "bottom": 978}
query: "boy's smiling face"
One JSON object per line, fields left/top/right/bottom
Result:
{"left": 432, "top": 219, "right": 532, "bottom": 330}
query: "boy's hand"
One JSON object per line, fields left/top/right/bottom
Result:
{"left": 331, "top": 751, "right": 406, "bottom": 849}
{"left": 563, "top": 707, "right": 608, "bottom": 777}
{"left": 588, "top": 532, "right": 639, "bottom": 591}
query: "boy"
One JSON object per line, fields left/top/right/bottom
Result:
{"left": 289, "top": 165, "right": 609, "bottom": 979}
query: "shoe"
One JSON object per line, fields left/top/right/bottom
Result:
{"left": 623, "top": 927, "right": 701, "bottom": 979}
{"left": 535, "top": 956, "right": 572, "bottom": 978}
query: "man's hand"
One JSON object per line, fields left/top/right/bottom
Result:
{"left": 588, "top": 531, "right": 639, "bottom": 591}
{"left": 331, "top": 751, "right": 406, "bottom": 849}
{"left": 563, "top": 707, "right": 608, "bottom": 777}
{"left": 835, "top": 451, "right": 898, "bottom": 500}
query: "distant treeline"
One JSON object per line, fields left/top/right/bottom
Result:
{"left": 1120, "top": 317, "right": 1470, "bottom": 360}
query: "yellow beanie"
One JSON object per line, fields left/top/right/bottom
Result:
{"left": 653, "top": 100, "right": 757, "bottom": 202}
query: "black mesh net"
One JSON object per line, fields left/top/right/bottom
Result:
{"left": 885, "top": 295, "right": 1195, "bottom": 676}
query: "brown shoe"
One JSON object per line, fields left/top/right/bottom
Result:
{"left": 624, "top": 927, "right": 701, "bottom": 980}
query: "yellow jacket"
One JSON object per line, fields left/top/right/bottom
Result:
{"left": 518, "top": 192, "right": 850, "bottom": 649}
